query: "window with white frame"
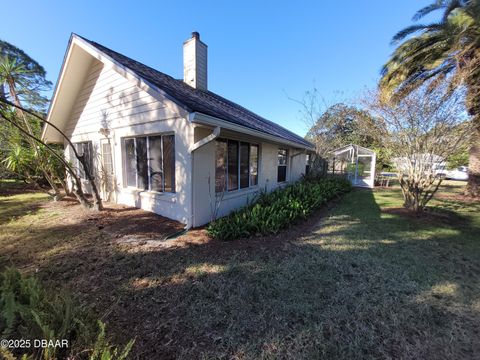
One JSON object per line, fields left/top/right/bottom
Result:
{"left": 74, "top": 141, "right": 94, "bottom": 180}
{"left": 215, "top": 139, "right": 259, "bottom": 193}
{"left": 277, "top": 148, "right": 288, "bottom": 182}
{"left": 122, "top": 134, "right": 175, "bottom": 192}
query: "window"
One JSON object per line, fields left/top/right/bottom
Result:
{"left": 122, "top": 134, "right": 175, "bottom": 192}
{"left": 227, "top": 140, "right": 239, "bottom": 191}
{"left": 239, "top": 142, "right": 249, "bottom": 189}
{"left": 101, "top": 142, "right": 114, "bottom": 192}
{"left": 306, "top": 154, "right": 311, "bottom": 175}
{"left": 162, "top": 135, "right": 175, "bottom": 192}
{"left": 250, "top": 144, "right": 258, "bottom": 186}
{"left": 148, "top": 136, "right": 163, "bottom": 192}
{"left": 215, "top": 139, "right": 227, "bottom": 193}
{"left": 136, "top": 137, "right": 148, "bottom": 190}
{"left": 277, "top": 148, "right": 287, "bottom": 182}
{"left": 74, "top": 141, "right": 93, "bottom": 180}
{"left": 124, "top": 139, "right": 136, "bottom": 187}
{"left": 215, "top": 139, "right": 259, "bottom": 192}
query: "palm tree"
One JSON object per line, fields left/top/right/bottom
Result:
{"left": 0, "top": 56, "right": 63, "bottom": 198}
{"left": 381, "top": 0, "right": 480, "bottom": 197}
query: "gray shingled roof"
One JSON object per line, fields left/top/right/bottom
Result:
{"left": 79, "top": 36, "right": 313, "bottom": 148}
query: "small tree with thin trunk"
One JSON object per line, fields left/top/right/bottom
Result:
{"left": 365, "top": 84, "right": 471, "bottom": 212}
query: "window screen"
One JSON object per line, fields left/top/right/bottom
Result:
{"left": 227, "top": 140, "right": 239, "bottom": 191}
{"left": 250, "top": 145, "right": 258, "bottom": 186}
{"left": 239, "top": 142, "right": 250, "bottom": 189}
{"left": 124, "top": 139, "right": 136, "bottom": 187}
{"left": 74, "top": 141, "right": 94, "bottom": 180}
{"left": 136, "top": 137, "right": 148, "bottom": 190}
{"left": 163, "top": 135, "right": 175, "bottom": 192}
{"left": 277, "top": 148, "right": 287, "bottom": 182}
{"left": 215, "top": 139, "right": 227, "bottom": 193}
{"left": 149, "top": 136, "right": 163, "bottom": 192}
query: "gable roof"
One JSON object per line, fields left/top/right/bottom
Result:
{"left": 78, "top": 35, "right": 313, "bottom": 149}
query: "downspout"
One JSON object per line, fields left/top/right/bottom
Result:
{"left": 189, "top": 126, "right": 221, "bottom": 229}
{"left": 189, "top": 126, "right": 221, "bottom": 152}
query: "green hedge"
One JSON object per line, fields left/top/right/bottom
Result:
{"left": 207, "top": 177, "right": 352, "bottom": 241}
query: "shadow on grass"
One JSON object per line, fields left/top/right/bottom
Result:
{"left": 0, "top": 195, "right": 47, "bottom": 225}
{"left": 2, "top": 189, "right": 480, "bottom": 359}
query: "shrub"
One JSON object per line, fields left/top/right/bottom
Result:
{"left": 207, "top": 177, "right": 352, "bottom": 241}
{"left": 0, "top": 267, "right": 134, "bottom": 360}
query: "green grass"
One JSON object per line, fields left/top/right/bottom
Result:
{"left": 0, "top": 180, "right": 479, "bottom": 358}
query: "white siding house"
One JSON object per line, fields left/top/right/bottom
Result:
{"left": 43, "top": 33, "right": 314, "bottom": 228}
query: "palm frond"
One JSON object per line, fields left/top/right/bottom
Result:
{"left": 392, "top": 23, "right": 444, "bottom": 44}
{"left": 413, "top": 1, "right": 445, "bottom": 21}
{"left": 442, "top": 0, "right": 463, "bottom": 21}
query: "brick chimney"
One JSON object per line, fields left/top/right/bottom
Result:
{"left": 183, "top": 32, "right": 207, "bottom": 90}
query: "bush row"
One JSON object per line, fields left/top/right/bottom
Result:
{"left": 207, "top": 176, "right": 352, "bottom": 241}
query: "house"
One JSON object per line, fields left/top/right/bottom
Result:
{"left": 42, "top": 32, "right": 314, "bottom": 228}
{"left": 393, "top": 153, "right": 446, "bottom": 176}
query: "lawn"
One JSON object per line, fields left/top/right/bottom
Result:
{"left": 1, "top": 180, "right": 479, "bottom": 359}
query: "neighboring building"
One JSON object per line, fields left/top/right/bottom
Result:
{"left": 393, "top": 153, "right": 446, "bottom": 176}
{"left": 42, "top": 33, "right": 314, "bottom": 228}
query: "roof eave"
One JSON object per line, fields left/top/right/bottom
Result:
{"left": 191, "top": 112, "right": 315, "bottom": 150}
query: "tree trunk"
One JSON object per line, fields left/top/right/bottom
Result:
{"left": 465, "top": 84, "right": 480, "bottom": 197}
{"left": 400, "top": 176, "right": 424, "bottom": 213}
{"left": 465, "top": 121, "right": 480, "bottom": 197}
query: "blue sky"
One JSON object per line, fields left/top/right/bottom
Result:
{"left": 1, "top": 0, "right": 431, "bottom": 136}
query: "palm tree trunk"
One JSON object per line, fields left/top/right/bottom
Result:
{"left": 465, "top": 86, "right": 480, "bottom": 197}
{"left": 465, "top": 121, "right": 480, "bottom": 197}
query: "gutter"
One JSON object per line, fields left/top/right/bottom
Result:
{"left": 190, "top": 112, "right": 315, "bottom": 151}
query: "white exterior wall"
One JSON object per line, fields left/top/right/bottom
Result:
{"left": 65, "top": 59, "right": 193, "bottom": 226}
{"left": 192, "top": 128, "right": 307, "bottom": 227}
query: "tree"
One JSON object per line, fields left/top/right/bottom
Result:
{"left": 307, "top": 103, "right": 383, "bottom": 149}
{"left": 380, "top": 0, "right": 480, "bottom": 197}
{"left": 0, "top": 40, "right": 64, "bottom": 197}
{"left": 0, "top": 39, "right": 51, "bottom": 110}
{"left": 447, "top": 144, "right": 470, "bottom": 169}
{"left": 366, "top": 84, "right": 471, "bottom": 212}
{"left": 298, "top": 97, "right": 388, "bottom": 170}
{"left": 0, "top": 99, "right": 103, "bottom": 210}
{"left": 0, "top": 39, "right": 102, "bottom": 209}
